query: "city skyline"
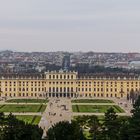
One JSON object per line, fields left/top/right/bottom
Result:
{"left": 0, "top": 0, "right": 140, "bottom": 52}
{"left": 0, "top": 49, "right": 140, "bottom": 53}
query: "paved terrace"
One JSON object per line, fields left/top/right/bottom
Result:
{"left": 39, "top": 98, "right": 72, "bottom": 138}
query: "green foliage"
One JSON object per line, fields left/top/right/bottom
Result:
{"left": 128, "top": 96, "right": 140, "bottom": 140}
{"left": 75, "top": 110, "right": 129, "bottom": 140}
{"left": 0, "top": 113, "right": 43, "bottom": 140}
{"left": 47, "top": 121, "right": 85, "bottom": 140}
{"left": 102, "top": 107, "right": 121, "bottom": 140}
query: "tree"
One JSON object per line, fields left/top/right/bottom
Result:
{"left": 119, "top": 116, "right": 130, "bottom": 140}
{"left": 47, "top": 121, "right": 85, "bottom": 140}
{"left": 0, "top": 113, "right": 43, "bottom": 140}
{"left": 128, "top": 95, "right": 140, "bottom": 140}
{"left": 75, "top": 115, "right": 89, "bottom": 129}
{"left": 87, "top": 115, "right": 100, "bottom": 140}
{"left": 3, "top": 113, "right": 24, "bottom": 140}
{"left": 102, "top": 107, "right": 120, "bottom": 140}
{"left": 0, "top": 112, "right": 5, "bottom": 140}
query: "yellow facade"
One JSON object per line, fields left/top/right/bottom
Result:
{"left": 0, "top": 71, "right": 140, "bottom": 98}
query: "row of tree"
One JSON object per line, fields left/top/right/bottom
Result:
{"left": 0, "top": 113, "right": 43, "bottom": 140}
{"left": 46, "top": 96, "right": 140, "bottom": 140}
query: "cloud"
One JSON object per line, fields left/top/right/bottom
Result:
{"left": 0, "top": 0, "right": 140, "bottom": 52}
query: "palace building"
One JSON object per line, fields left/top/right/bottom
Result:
{"left": 0, "top": 70, "right": 140, "bottom": 98}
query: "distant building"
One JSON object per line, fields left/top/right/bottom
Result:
{"left": 129, "top": 61, "right": 140, "bottom": 69}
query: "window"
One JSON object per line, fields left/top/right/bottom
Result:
{"left": 53, "top": 75, "right": 55, "bottom": 79}
{"left": 67, "top": 87, "right": 69, "bottom": 92}
{"left": 64, "top": 87, "right": 66, "bottom": 92}
{"left": 56, "top": 87, "right": 58, "bottom": 92}
{"left": 49, "top": 87, "right": 51, "bottom": 92}
{"left": 71, "top": 75, "right": 73, "bottom": 79}
{"left": 53, "top": 87, "right": 55, "bottom": 92}
{"left": 71, "top": 87, "right": 73, "bottom": 92}
{"left": 101, "top": 88, "right": 103, "bottom": 92}
{"left": 60, "top": 87, "right": 62, "bottom": 92}
{"left": 49, "top": 75, "right": 51, "bottom": 79}
{"left": 56, "top": 75, "right": 58, "bottom": 79}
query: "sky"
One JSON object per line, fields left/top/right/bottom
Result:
{"left": 0, "top": 0, "right": 140, "bottom": 52}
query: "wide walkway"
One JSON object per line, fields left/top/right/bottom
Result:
{"left": 39, "top": 98, "right": 72, "bottom": 138}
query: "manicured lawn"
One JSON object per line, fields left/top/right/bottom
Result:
{"left": 72, "top": 99, "right": 114, "bottom": 103}
{"left": 0, "top": 104, "right": 46, "bottom": 112}
{"left": 72, "top": 105, "right": 124, "bottom": 113}
{"left": 16, "top": 115, "right": 41, "bottom": 125}
{"left": 6, "top": 99, "right": 48, "bottom": 103}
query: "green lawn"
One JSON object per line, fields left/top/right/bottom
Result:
{"left": 72, "top": 99, "right": 114, "bottom": 103}
{"left": 16, "top": 115, "right": 41, "bottom": 125}
{"left": 72, "top": 105, "right": 124, "bottom": 113}
{"left": 0, "top": 104, "right": 46, "bottom": 112}
{"left": 6, "top": 99, "right": 48, "bottom": 103}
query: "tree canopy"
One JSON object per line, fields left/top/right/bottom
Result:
{"left": 0, "top": 113, "right": 43, "bottom": 140}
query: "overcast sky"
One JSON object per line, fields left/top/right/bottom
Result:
{"left": 0, "top": 0, "right": 140, "bottom": 52}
